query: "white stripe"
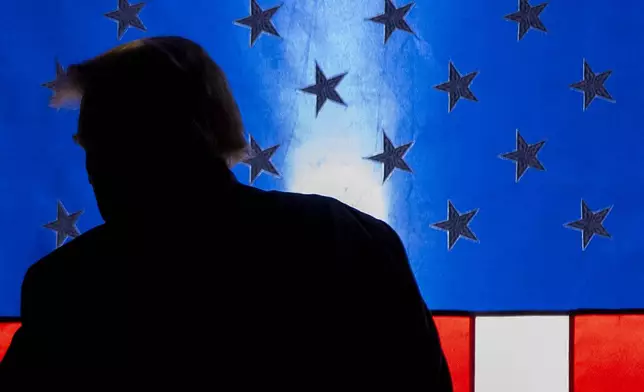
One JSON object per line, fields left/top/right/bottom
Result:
{"left": 474, "top": 316, "right": 570, "bottom": 392}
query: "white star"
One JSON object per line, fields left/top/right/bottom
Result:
{"left": 364, "top": 131, "right": 413, "bottom": 183}
{"left": 43, "top": 201, "right": 83, "bottom": 248}
{"left": 235, "top": 0, "right": 282, "bottom": 47}
{"left": 367, "top": 0, "right": 416, "bottom": 44}
{"left": 504, "top": 0, "right": 548, "bottom": 41}
{"left": 300, "top": 62, "right": 348, "bottom": 117}
{"left": 105, "top": 0, "right": 147, "bottom": 40}
{"left": 41, "top": 59, "right": 66, "bottom": 92}
{"left": 564, "top": 200, "right": 612, "bottom": 250}
{"left": 434, "top": 61, "right": 479, "bottom": 113}
{"left": 431, "top": 201, "right": 479, "bottom": 250}
{"left": 241, "top": 135, "right": 281, "bottom": 184}
{"left": 570, "top": 60, "right": 615, "bottom": 110}
{"left": 499, "top": 130, "right": 546, "bottom": 182}
{"left": 41, "top": 59, "right": 80, "bottom": 109}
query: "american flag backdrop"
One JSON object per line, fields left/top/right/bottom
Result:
{"left": 0, "top": 0, "right": 643, "bottom": 390}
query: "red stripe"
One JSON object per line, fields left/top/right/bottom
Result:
{"left": 573, "top": 315, "right": 644, "bottom": 392}
{"left": 0, "top": 322, "right": 20, "bottom": 362}
{"left": 570, "top": 313, "right": 575, "bottom": 392}
{"left": 3, "top": 312, "right": 644, "bottom": 392}
{"left": 434, "top": 316, "right": 472, "bottom": 392}
{"left": 1, "top": 315, "right": 475, "bottom": 386}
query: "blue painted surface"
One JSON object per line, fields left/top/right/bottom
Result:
{"left": 0, "top": 0, "right": 642, "bottom": 315}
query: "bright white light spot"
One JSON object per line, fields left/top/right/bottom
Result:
{"left": 287, "top": 130, "right": 388, "bottom": 221}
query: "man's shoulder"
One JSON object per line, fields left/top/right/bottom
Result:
{"left": 236, "top": 184, "right": 336, "bottom": 215}
{"left": 236, "top": 184, "right": 395, "bottom": 238}
{"left": 238, "top": 184, "right": 342, "bottom": 215}
{"left": 25, "top": 224, "right": 111, "bottom": 284}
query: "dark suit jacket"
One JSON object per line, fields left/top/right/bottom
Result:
{"left": 0, "top": 170, "right": 452, "bottom": 389}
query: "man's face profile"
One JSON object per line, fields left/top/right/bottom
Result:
{"left": 77, "top": 93, "right": 125, "bottom": 221}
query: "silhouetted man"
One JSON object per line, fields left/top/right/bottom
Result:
{"left": 0, "top": 37, "right": 452, "bottom": 389}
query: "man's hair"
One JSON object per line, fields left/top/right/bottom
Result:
{"left": 55, "top": 36, "right": 248, "bottom": 165}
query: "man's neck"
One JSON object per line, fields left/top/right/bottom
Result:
{"left": 99, "top": 157, "right": 237, "bottom": 223}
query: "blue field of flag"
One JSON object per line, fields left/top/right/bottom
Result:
{"left": 0, "top": 0, "right": 642, "bottom": 315}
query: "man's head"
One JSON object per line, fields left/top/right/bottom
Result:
{"left": 55, "top": 37, "right": 248, "bottom": 220}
